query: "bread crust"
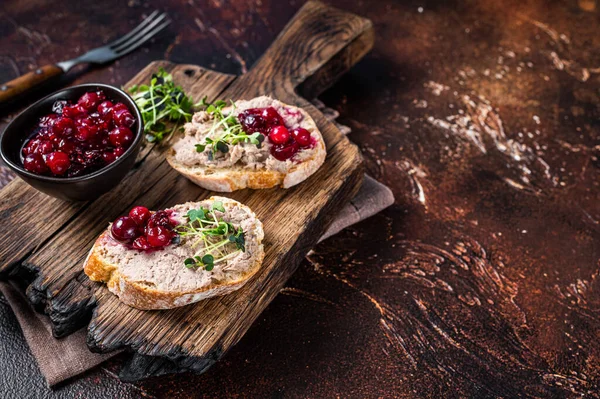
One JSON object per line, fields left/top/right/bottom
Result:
{"left": 83, "top": 198, "right": 265, "bottom": 310}
{"left": 166, "top": 99, "right": 326, "bottom": 192}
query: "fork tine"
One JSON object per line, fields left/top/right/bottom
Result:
{"left": 113, "top": 12, "right": 169, "bottom": 53}
{"left": 107, "top": 10, "right": 161, "bottom": 48}
{"left": 114, "top": 19, "right": 171, "bottom": 57}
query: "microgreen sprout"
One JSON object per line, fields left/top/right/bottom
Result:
{"left": 177, "top": 201, "right": 245, "bottom": 271}
{"left": 195, "top": 98, "right": 265, "bottom": 157}
{"left": 128, "top": 67, "right": 203, "bottom": 143}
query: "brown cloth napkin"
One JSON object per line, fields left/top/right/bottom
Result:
{"left": 0, "top": 175, "right": 394, "bottom": 387}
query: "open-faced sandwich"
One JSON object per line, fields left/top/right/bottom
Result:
{"left": 83, "top": 196, "right": 264, "bottom": 310}
{"left": 166, "top": 96, "right": 326, "bottom": 192}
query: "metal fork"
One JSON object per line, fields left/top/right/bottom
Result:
{"left": 0, "top": 11, "right": 171, "bottom": 104}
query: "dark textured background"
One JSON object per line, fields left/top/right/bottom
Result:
{"left": 1, "top": 0, "right": 600, "bottom": 398}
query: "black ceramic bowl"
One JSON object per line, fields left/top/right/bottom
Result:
{"left": 0, "top": 83, "right": 143, "bottom": 201}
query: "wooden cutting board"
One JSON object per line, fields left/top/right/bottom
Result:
{"left": 0, "top": 1, "right": 373, "bottom": 380}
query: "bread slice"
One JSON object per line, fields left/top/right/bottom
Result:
{"left": 83, "top": 196, "right": 264, "bottom": 310}
{"left": 166, "top": 96, "right": 326, "bottom": 192}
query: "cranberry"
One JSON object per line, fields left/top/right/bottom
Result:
{"left": 261, "top": 107, "right": 284, "bottom": 126}
{"left": 146, "top": 226, "right": 173, "bottom": 248}
{"left": 238, "top": 110, "right": 265, "bottom": 133}
{"left": 82, "top": 150, "right": 104, "bottom": 167}
{"left": 77, "top": 92, "right": 100, "bottom": 110}
{"left": 113, "top": 108, "right": 135, "bottom": 127}
{"left": 52, "top": 117, "right": 75, "bottom": 136}
{"left": 270, "top": 141, "right": 299, "bottom": 161}
{"left": 147, "top": 210, "right": 172, "bottom": 229}
{"left": 22, "top": 90, "right": 135, "bottom": 178}
{"left": 76, "top": 125, "right": 100, "bottom": 142}
{"left": 97, "top": 100, "right": 113, "bottom": 117}
{"left": 36, "top": 140, "right": 54, "bottom": 154}
{"left": 108, "top": 126, "right": 134, "bottom": 147}
{"left": 111, "top": 216, "right": 140, "bottom": 242}
{"left": 23, "top": 153, "right": 49, "bottom": 174}
{"left": 57, "top": 138, "right": 77, "bottom": 153}
{"left": 129, "top": 206, "right": 151, "bottom": 225}
{"left": 95, "top": 90, "right": 106, "bottom": 102}
{"left": 102, "top": 150, "right": 116, "bottom": 165}
{"left": 113, "top": 102, "right": 128, "bottom": 112}
{"left": 38, "top": 128, "right": 58, "bottom": 142}
{"left": 44, "top": 151, "right": 71, "bottom": 175}
{"left": 268, "top": 125, "right": 290, "bottom": 145}
{"left": 290, "top": 127, "right": 311, "bottom": 147}
{"left": 62, "top": 104, "right": 86, "bottom": 118}
{"left": 94, "top": 115, "right": 112, "bottom": 132}
{"left": 22, "top": 139, "right": 37, "bottom": 156}
{"left": 23, "top": 139, "right": 53, "bottom": 156}
{"left": 113, "top": 147, "right": 126, "bottom": 158}
{"left": 132, "top": 236, "right": 151, "bottom": 251}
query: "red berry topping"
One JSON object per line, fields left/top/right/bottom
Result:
{"left": 21, "top": 90, "right": 136, "bottom": 178}
{"left": 62, "top": 104, "right": 86, "bottom": 118}
{"left": 52, "top": 117, "right": 75, "bottom": 136}
{"left": 290, "top": 127, "right": 311, "bottom": 147}
{"left": 108, "top": 126, "right": 134, "bottom": 147}
{"left": 261, "top": 107, "right": 284, "bottom": 126}
{"left": 270, "top": 141, "right": 299, "bottom": 161}
{"left": 147, "top": 210, "right": 172, "bottom": 229}
{"left": 111, "top": 216, "right": 140, "bottom": 242}
{"left": 129, "top": 206, "right": 151, "bottom": 225}
{"left": 44, "top": 151, "right": 71, "bottom": 175}
{"left": 101, "top": 150, "right": 116, "bottom": 165}
{"left": 23, "top": 154, "right": 49, "bottom": 174}
{"left": 238, "top": 109, "right": 265, "bottom": 133}
{"left": 132, "top": 236, "right": 151, "bottom": 251}
{"left": 268, "top": 125, "right": 290, "bottom": 145}
{"left": 113, "top": 146, "right": 126, "bottom": 158}
{"left": 111, "top": 207, "right": 177, "bottom": 252}
{"left": 146, "top": 226, "right": 173, "bottom": 248}
{"left": 113, "top": 109, "right": 135, "bottom": 127}
{"left": 57, "top": 138, "right": 77, "bottom": 154}
{"left": 22, "top": 139, "right": 38, "bottom": 156}
{"left": 77, "top": 92, "right": 100, "bottom": 110}
{"left": 97, "top": 100, "right": 113, "bottom": 116}
{"left": 36, "top": 140, "right": 54, "bottom": 154}
{"left": 112, "top": 102, "right": 128, "bottom": 112}
{"left": 75, "top": 125, "right": 100, "bottom": 142}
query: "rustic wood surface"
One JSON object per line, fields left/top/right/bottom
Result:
{"left": 1, "top": 0, "right": 600, "bottom": 397}
{"left": 0, "top": 0, "right": 371, "bottom": 381}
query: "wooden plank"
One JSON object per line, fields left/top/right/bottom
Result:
{"left": 2, "top": 1, "right": 373, "bottom": 380}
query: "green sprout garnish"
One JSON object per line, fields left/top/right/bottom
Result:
{"left": 177, "top": 201, "right": 245, "bottom": 271}
{"left": 128, "top": 67, "right": 203, "bottom": 143}
{"left": 195, "top": 98, "right": 265, "bottom": 157}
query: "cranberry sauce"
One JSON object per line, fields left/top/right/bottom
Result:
{"left": 21, "top": 90, "right": 136, "bottom": 177}
{"left": 237, "top": 106, "right": 314, "bottom": 162}
{"left": 110, "top": 206, "right": 178, "bottom": 252}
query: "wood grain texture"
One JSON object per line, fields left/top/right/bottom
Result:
{"left": 0, "top": 1, "right": 371, "bottom": 379}
{"left": 0, "top": 64, "right": 63, "bottom": 104}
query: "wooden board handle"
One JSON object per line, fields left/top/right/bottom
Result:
{"left": 235, "top": 1, "right": 374, "bottom": 98}
{"left": 0, "top": 64, "right": 64, "bottom": 104}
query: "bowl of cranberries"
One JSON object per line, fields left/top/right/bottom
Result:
{"left": 0, "top": 83, "right": 143, "bottom": 201}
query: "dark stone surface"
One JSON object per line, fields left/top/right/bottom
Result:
{"left": 0, "top": 293, "right": 143, "bottom": 399}
{"left": 1, "top": 0, "right": 599, "bottom": 397}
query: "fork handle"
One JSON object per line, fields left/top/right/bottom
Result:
{"left": 0, "top": 64, "right": 64, "bottom": 104}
